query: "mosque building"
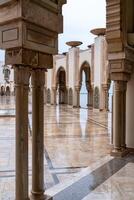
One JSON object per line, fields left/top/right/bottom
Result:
{"left": 0, "top": 1, "right": 134, "bottom": 200}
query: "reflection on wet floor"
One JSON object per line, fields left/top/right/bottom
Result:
{"left": 0, "top": 96, "right": 112, "bottom": 199}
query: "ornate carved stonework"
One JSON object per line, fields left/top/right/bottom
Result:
{"left": 5, "top": 48, "right": 53, "bottom": 68}
{"left": 114, "top": 80, "right": 127, "bottom": 92}
{"left": 0, "top": 0, "right": 66, "bottom": 67}
{"left": 106, "top": 0, "right": 134, "bottom": 81}
{"left": 106, "top": 0, "right": 123, "bottom": 53}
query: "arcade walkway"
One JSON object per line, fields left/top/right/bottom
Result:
{"left": 0, "top": 97, "right": 134, "bottom": 200}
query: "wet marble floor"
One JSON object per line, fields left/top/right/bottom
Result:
{"left": 0, "top": 96, "right": 134, "bottom": 200}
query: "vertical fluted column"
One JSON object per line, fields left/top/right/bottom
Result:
{"left": 14, "top": 66, "right": 30, "bottom": 200}
{"left": 112, "top": 81, "right": 127, "bottom": 156}
{"left": 30, "top": 69, "right": 46, "bottom": 200}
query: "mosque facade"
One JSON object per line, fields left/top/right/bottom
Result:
{"left": 0, "top": 28, "right": 110, "bottom": 112}
{"left": 46, "top": 28, "right": 110, "bottom": 110}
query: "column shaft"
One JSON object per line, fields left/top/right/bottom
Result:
{"left": 87, "top": 89, "right": 93, "bottom": 107}
{"left": 15, "top": 66, "right": 30, "bottom": 200}
{"left": 44, "top": 87, "right": 47, "bottom": 105}
{"left": 112, "top": 81, "right": 127, "bottom": 154}
{"left": 73, "top": 87, "right": 80, "bottom": 108}
{"left": 51, "top": 87, "right": 57, "bottom": 105}
{"left": 31, "top": 69, "right": 45, "bottom": 200}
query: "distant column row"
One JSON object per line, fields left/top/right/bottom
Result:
{"left": 45, "top": 85, "right": 109, "bottom": 111}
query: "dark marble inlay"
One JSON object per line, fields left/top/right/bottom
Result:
{"left": 44, "top": 148, "right": 60, "bottom": 185}
{"left": 50, "top": 155, "right": 134, "bottom": 200}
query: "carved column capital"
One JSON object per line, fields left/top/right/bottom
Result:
{"left": 31, "top": 69, "right": 46, "bottom": 87}
{"left": 14, "top": 66, "right": 31, "bottom": 86}
{"left": 114, "top": 81, "right": 127, "bottom": 92}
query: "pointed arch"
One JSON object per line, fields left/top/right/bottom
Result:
{"left": 79, "top": 61, "right": 91, "bottom": 88}
{"left": 56, "top": 66, "right": 67, "bottom": 104}
{"left": 79, "top": 61, "right": 93, "bottom": 108}
{"left": 6, "top": 86, "right": 10, "bottom": 96}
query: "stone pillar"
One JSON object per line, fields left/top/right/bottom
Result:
{"left": 30, "top": 69, "right": 46, "bottom": 200}
{"left": 59, "top": 87, "right": 66, "bottom": 104}
{"left": 105, "top": 87, "right": 109, "bottom": 111}
{"left": 87, "top": 86, "right": 93, "bottom": 107}
{"left": 66, "top": 87, "right": 69, "bottom": 105}
{"left": 64, "top": 89, "right": 68, "bottom": 104}
{"left": 111, "top": 80, "right": 128, "bottom": 156}
{"left": 14, "top": 66, "right": 30, "bottom": 200}
{"left": 44, "top": 87, "right": 47, "bottom": 105}
{"left": 51, "top": 87, "right": 57, "bottom": 105}
{"left": 103, "top": 85, "right": 109, "bottom": 111}
{"left": 73, "top": 86, "right": 80, "bottom": 108}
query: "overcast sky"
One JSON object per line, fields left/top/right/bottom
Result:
{"left": 0, "top": 0, "right": 106, "bottom": 61}
{"left": 59, "top": 0, "right": 106, "bottom": 53}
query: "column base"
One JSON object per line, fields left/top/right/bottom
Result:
{"left": 87, "top": 104, "right": 93, "bottom": 107}
{"left": 73, "top": 105, "right": 81, "bottom": 108}
{"left": 30, "top": 192, "right": 52, "bottom": 200}
{"left": 110, "top": 148, "right": 129, "bottom": 157}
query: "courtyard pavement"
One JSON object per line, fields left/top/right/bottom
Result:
{"left": 1, "top": 96, "right": 133, "bottom": 200}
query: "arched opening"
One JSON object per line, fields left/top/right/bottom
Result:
{"left": 56, "top": 67, "right": 67, "bottom": 104}
{"left": 80, "top": 61, "right": 92, "bottom": 108}
{"left": 1, "top": 86, "right": 5, "bottom": 96}
{"left": 6, "top": 86, "right": 10, "bottom": 96}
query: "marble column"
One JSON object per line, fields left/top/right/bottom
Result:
{"left": 87, "top": 87, "right": 93, "bottom": 107}
{"left": 66, "top": 87, "right": 69, "bottom": 105}
{"left": 104, "top": 86, "right": 109, "bottom": 111}
{"left": 14, "top": 66, "right": 30, "bottom": 200}
{"left": 30, "top": 69, "right": 46, "bottom": 200}
{"left": 44, "top": 87, "right": 47, "bottom": 105}
{"left": 73, "top": 86, "right": 80, "bottom": 108}
{"left": 51, "top": 87, "right": 57, "bottom": 105}
{"left": 64, "top": 89, "right": 68, "bottom": 104}
{"left": 111, "top": 80, "right": 127, "bottom": 156}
